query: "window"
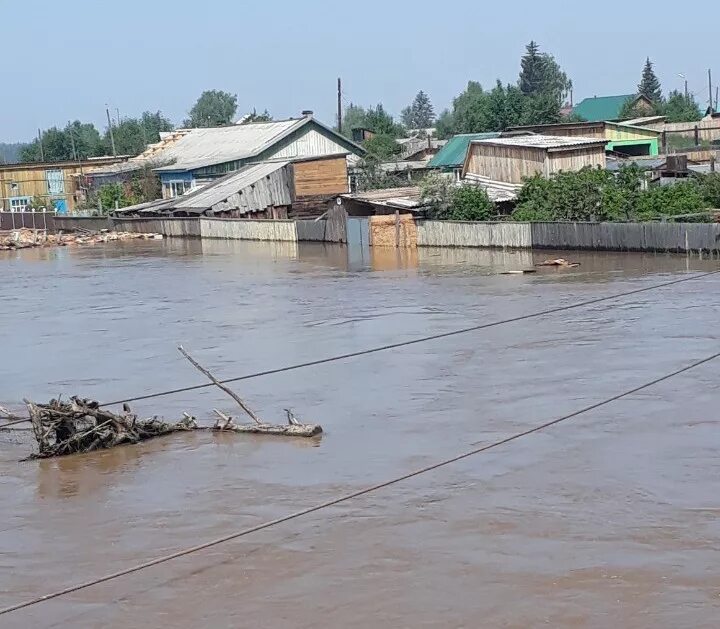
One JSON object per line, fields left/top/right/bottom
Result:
{"left": 167, "top": 180, "right": 192, "bottom": 198}
{"left": 46, "top": 169, "right": 65, "bottom": 196}
{"left": 9, "top": 197, "right": 31, "bottom": 211}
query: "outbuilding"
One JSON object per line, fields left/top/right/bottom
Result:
{"left": 462, "top": 135, "right": 608, "bottom": 184}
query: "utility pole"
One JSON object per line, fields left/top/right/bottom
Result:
{"left": 106, "top": 106, "right": 116, "bottom": 156}
{"left": 337, "top": 77, "right": 342, "bottom": 133}
{"left": 715, "top": 86, "right": 719, "bottom": 112}
{"left": 116, "top": 107, "right": 121, "bottom": 125}
{"left": 709, "top": 69, "right": 713, "bottom": 114}
{"left": 68, "top": 122, "right": 78, "bottom": 162}
{"left": 37, "top": 128, "right": 44, "bottom": 161}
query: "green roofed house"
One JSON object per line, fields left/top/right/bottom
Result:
{"left": 573, "top": 94, "right": 654, "bottom": 122}
{"left": 428, "top": 132, "right": 501, "bottom": 179}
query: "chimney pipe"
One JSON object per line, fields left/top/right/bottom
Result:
{"left": 301, "top": 110, "right": 314, "bottom": 118}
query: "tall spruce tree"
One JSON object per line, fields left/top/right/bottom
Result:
{"left": 519, "top": 41, "right": 545, "bottom": 96}
{"left": 638, "top": 58, "right": 662, "bottom": 103}
{"left": 401, "top": 91, "right": 436, "bottom": 130}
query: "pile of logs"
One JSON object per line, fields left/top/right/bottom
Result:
{"left": 0, "top": 229, "right": 163, "bottom": 251}
{"left": 13, "top": 346, "right": 322, "bottom": 459}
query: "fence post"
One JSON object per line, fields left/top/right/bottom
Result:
{"left": 661, "top": 130, "right": 667, "bottom": 153}
{"left": 394, "top": 210, "right": 400, "bottom": 248}
{"left": 694, "top": 126, "right": 700, "bottom": 147}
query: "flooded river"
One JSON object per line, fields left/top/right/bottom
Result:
{"left": 1, "top": 240, "right": 720, "bottom": 628}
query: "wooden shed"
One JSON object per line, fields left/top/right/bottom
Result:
{"left": 505, "top": 121, "right": 660, "bottom": 156}
{"left": 462, "top": 135, "right": 608, "bottom": 184}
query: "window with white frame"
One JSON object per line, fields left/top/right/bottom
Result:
{"left": 167, "top": 180, "right": 192, "bottom": 198}
{"left": 9, "top": 197, "right": 31, "bottom": 211}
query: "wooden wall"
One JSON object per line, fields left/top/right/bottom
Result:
{"left": 0, "top": 158, "right": 125, "bottom": 212}
{"left": 292, "top": 156, "right": 348, "bottom": 198}
{"left": 544, "top": 147, "right": 606, "bottom": 175}
{"left": 465, "top": 145, "right": 546, "bottom": 183}
{"left": 369, "top": 215, "right": 417, "bottom": 247}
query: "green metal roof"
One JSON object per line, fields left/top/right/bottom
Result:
{"left": 427, "top": 132, "right": 501, "bottom": 169}
{"left": 572, "top": 94, "right": 636, "bottom": 122}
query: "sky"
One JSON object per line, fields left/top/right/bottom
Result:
{"left": 1, "top": 0, "right": 719, "bottom": 142}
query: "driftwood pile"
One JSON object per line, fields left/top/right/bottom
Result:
{"left": 25, "top": 398, "right": 197, "bottom": 459}
{"left": 0, "top": 228, "right": 163, "bottom": 251}
{"left": 14, "top": 347, "right": 322, "bottom": 459}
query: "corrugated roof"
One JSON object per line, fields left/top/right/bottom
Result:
{"left": 427, "top": 133, "right": 501, "bottom": 169}
{"left": 89, "top": 117, "right": 364, "bottom": 177}
{"left": 171, "top": 161, "right": 290, "bottom": 211}
{"left": 341, "top": 187, "right": 422, "bottom": 210}
{"left": 473, "top": 135, "right": 607, "bottom": 150}
{"left": 572, "top": 94, "right": 637, "bottom": 122}
{"left": 462, "top": 174, "right": 521, "bottom": 203}
{"left": 152, "top": 119, "right": 306, "bottom": 172}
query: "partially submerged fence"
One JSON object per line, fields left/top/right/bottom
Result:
{"left": 68, "top": 216, "right": 720, "bottom": 254}
{"left": 111, "top": 217, "right": 201, "bottom": 238}
{"left": 416, "top": 220, "right": 532, "bottom": 248}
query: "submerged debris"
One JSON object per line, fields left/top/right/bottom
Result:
{"left": 536, "top": 258, "right": 580, "bottom": 268}
{"left": 0, "top": 229, "right": 163, "bottom": 251}
{"left": 24, "top": 397, "right": 196, "bottom": 459}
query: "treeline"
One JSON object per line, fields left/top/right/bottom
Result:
{"left": 15, "top": 90, "right": 269, "bottom": 164}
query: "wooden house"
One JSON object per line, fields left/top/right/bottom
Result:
{"left": 114, "top": 154, "right": 350, "bottom": 219}
{"left": 87, "top": 113, "right": 364, "bottom": 200}
{"left": 0, "top": 156, "right": 127, "bottom": 213}
{"left": 462, "top": 135, "right": 607, "bottom": 184}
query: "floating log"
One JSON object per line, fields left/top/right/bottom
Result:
{"left": 178, "top": 346, "right": 323, "bottom": 437}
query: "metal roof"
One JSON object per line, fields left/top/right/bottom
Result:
{"left": 462, "top": 174, "right": 522, "bottom": 203}
{"left": 427, "top": 133, "right": 501, "bottom": 169}
{"left": 171, "top": 161, "right": 290, "bottom": 212}
{"left": 341, "top": 187, "right": 422, "bottom": 210}
{"left": 88, "top": 117, "right": 364, "bottom": 177}
{"left": 572, "top": 94, "right": 642, "bottom": 122}
{"left": 472, "top": 135, "right": 608, "bottom": 151}
{"left": 152, "top": 119, "right": 307, "bottom": 172}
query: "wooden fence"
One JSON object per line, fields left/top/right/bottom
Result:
{"left": 111, "top": 217, "right": 202, "bottom": 238}
{"left": 199, "top": 218, "right": 297, "bottom": 241}
{"left": 530, "top": 222, "right": 720, "bottom": 253}
{"left": 63, "top": 216, "right": 720, "bottom": 254}
{"left": 416, "top": 221, "right": 532, "bottom": 248}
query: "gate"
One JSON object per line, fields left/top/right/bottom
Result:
{"left": 347, "top": 217, "right": 369, "bottom": 247}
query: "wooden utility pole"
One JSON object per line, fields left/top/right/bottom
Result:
{"left": 37, "top": 129, "right": 44, "bottom": 161}
{"left": 106, "top": 107, "right": 116, "bottom": 156}
{"left": 709, "top": 69, "right": 714, "bottom": 113}
{"left": 337, "top": 77, "right": 342, "bottom": 132}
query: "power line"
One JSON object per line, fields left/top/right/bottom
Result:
{"left": 2, "top": 348, "right": 718, "bottom": 617}
{"left": 0, "top": 268, "right": 718, "bottom": 433}
{"left": 100, "top": 269, "right": 720, "bottom": 407}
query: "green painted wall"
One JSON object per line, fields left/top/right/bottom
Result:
{"left": 606, "top": 139, "right": 659, "bottom": 156}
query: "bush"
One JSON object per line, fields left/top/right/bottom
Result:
{"left": 419, "top": 176, "right": 494, "bottom": 220}
{"left": 512, "top": 167, "right": 631, "bottom": 222}
{"left": 512, "top": 165, "right": 709, "bottom": 222}
{"left": 634, "top": 181, "right": 706, "bottom": 219}
{"left": 449, "top": 185, "right": 493, "bottom": 220}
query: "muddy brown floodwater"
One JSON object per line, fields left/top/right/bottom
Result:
{"left": 1, "top": 240, "right": 720, "bottom": 628}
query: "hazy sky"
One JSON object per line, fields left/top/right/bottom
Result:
{"left": 2, "top": 0, "right": 718, "bottom": 142}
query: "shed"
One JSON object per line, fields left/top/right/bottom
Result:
{"left": 572, "top": 94, "right": 654, "bottom": 122}
{"left": 462, "top": 135, "right": 608, "bottom": 184}
{"left": 505, "top": 121, "right": 660, "bottom": 156}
